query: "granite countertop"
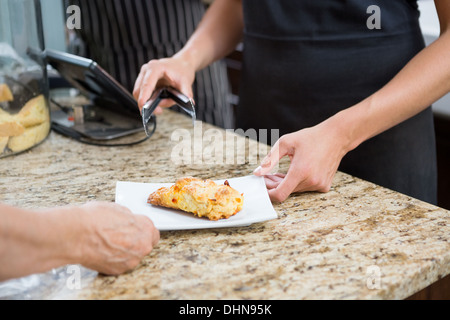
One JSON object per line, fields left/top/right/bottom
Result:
{"left": 0, "top": 109, "right": 449, "bottom": 300}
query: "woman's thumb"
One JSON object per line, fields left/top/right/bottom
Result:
{"left": 253, "top": 143, "right": 284, "bottom": 176}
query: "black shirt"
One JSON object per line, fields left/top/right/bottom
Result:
{"left": 238, "top": 0, "right": 437, "bottom": 204}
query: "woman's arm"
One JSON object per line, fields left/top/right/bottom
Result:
{"left": 337, "top": 0, "right": 450, "bottom": 150}
{"left": 175, "top": 0, "right": 244, "bottom": 72}
{"left": 256, "top": 0, "right": 450, "bottom": 202}
{"left": 133, "top": 0, "right": 244, "bottom": 109}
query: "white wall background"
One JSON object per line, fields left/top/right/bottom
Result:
{"left": 40, "top": 0, "right": 65, "bottom": 51}
{"left": 418, "top": 0, "right": 440, "bottom": 38}
{"left": 418, "top": 0, "right": 450, "bottom": 115}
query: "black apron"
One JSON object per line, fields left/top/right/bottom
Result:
{"left": 238, "top": 0, "right": 437, "bottom": 204}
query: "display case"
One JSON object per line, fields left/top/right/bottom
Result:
{"left": 0, "top": 0, "right": 50, "bottom": 158}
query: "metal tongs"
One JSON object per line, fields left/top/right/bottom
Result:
{"left": 142, "top": 87, "right": 196, "bottom": 136}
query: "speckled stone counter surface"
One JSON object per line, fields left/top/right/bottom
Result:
{"left": 0, "top": 110, "right": 449, "bottom": 300}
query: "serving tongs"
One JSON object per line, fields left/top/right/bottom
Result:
{"left": 142, "top": 87, "right": 196, "bottom": 136}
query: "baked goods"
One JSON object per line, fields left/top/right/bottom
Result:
{"left": 0, "top": 110, "right": 25, "bottom": 137}
{"left": 8, "top": 120, "right": 50, "bottom": 153}
{"left": 0, "top": 137, "right": 8, "bottom": 153}
{"left": 15, "top": 95, "right": 48, "bottom": 127}
{"left": 0, "top": 94, "right": 50, "bottom": 153}
{"left": 0, "top": 84, "right": 13, "bottom": 103}
{"left": 148, "top": 177, "right": 244, "bottom": 221}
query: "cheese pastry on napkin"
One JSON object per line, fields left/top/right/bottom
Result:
{"left": 148, "top": 177, "right": 244, "bottom": 221}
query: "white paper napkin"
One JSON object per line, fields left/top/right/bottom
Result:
{"left": 115, "top": 176, "right": 278, "bottom": 231}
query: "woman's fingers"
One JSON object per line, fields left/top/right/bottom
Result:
{"left": 133, "top": 59, "right": 195, "bottom": 113}
{"left": 264, "top": 174, "right": 284, "bottom": 190}
{"left": 133, "top": 72, "right": 144, "bottom": 101}
{"left": 254, "top": 134, "right": 300, "bottom": 202}
{"left": 268, "top": 158, "right": 306, "bottom": 202}
{"left": 254, "top": 136, "right": 291, "bottom": 177}
{"left": 256, "top": 126, "right": 342, "bottom": 203}
{"left": 137, "top": 66, "right": 166, "bottom": 109}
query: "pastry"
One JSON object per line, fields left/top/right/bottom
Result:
{"left": 0, "top": 109, "right": 25, "bottom": 137}
{"left": 8, "top": 120, "right": 50, "bottom": 153}
{"left": 2, "top": 94, "right": 50, "bottom": 152}
{"left": 148, "top": 177, "right": 244, "bottom": 221}
{"left": 0, "top": 84, "right": 13, "bottom": 103}
{"left": 0, "top": 136, "right": 8, "bottom": 153}
{"left": 0, "top": 118, "right": 25, "bottom": 137}
{"left": 0, "top": 94, "right": 49, "bottom": 138}
{"left": 15, "top": 95, "right": 49, "bottom": 128}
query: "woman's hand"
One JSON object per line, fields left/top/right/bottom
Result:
{"left": 254, "top": 120, "right": 351, "bottom": 203}
{"left": 132, "top": 0, "right": 245, "bottom": 114}
{"left": 133, "top": 55, "right": 196, "bottom": 113}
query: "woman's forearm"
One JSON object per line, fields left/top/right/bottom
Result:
{"left": 175, "top": 0, "right": 244, "bottom": 71}
{"left": 334, "top": 29, "right": 450, "bottom": 153}
{"left": 256, "top": 27, "right": 450, "bottom": 201}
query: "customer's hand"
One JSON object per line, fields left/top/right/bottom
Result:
{"left": 76, "top": 202, "right": 160, "bottom": 276}
{"left": 133, "top": 56, "right": 196, "bottom": 113}
{"left": 254, "top": 120, "right": 351, "bottom": 203}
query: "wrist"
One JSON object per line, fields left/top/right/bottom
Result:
{"left": 40, "top": 206, "right": 87, "bottom": 267}
{"left": 317, "top": 111, "right": 364, "bottom": 159}
{"left": 173, "top": 47, "right": 204, "bottom": 73}
{"left": 324, "top": 102, "right": 374, "bottom": 155}
{"left": 60, "top": 206, "right": 93, "bottom": 267}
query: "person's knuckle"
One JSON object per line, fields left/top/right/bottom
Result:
{"left": 273, "top": 190, "right": 288, "bottom": 203}
{"left": 126, "top": 258, "right": 140, "bottom": 271}
{"left": 138, "top": 94, "right": 148, "bottom": 105}
{"left": 103, "top": 265, "right": 120, "bottom": 276}
{"left": 320, "top": 181, "right": 332, "bottom": 193}
{"left": 154, "top": 229, "right": 160, "bottom": 242}
{"left": 142, "top": 69, "right": 153, "bottom": 82}
{"left": 278, "top": 135, "right": 288, "bottom": 147}
{"left": 308, "top": 176, "right": 320, "bottom": 188}
{"left": 147, "top": 59, "right": 158, "bottom": 67}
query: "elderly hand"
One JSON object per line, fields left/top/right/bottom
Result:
{"left": 75, "top": 202, "right": 160, "bottom": 276}
{"left": 0, "top": 201, "right": 160, "bottom": 281}
{"left": 254, "top": 120, "right": 351, "bottom": 203}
